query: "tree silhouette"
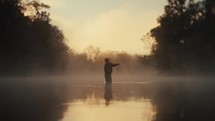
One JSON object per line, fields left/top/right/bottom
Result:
{"left": 150, "top": 0, "right": 215, "bottom": 73}
{"left": 0, "top": 0, "right": 69, "bottom": 75}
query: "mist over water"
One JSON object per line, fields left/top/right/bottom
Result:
{"left": 0, "top": 48, "right": 215, "bottom": 121}
{"left": 1, "top": 0, "right": 215, "bottom": 121}
{"left": 1, "top": 75, "right": 215, "bottom": 121}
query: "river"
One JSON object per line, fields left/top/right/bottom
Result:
{"left": 0, "top": 77, "right": 215, "bottom": 121}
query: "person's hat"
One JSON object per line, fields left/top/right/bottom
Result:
{"left": 105, "top": 58, "right": 109, "bottom": 62}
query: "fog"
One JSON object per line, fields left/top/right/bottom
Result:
{"left": 1, "top": 50, "right": 215, "bottom": 121}
{"left": 1, "top": 72, "right": 215, "bottom": 121}
{"left": 1, "top": 47, "right": 214, "bottom": 83}
{"left": 1, "top": 0, "right": 215, "bottom": 121}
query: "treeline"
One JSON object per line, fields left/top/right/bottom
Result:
{"left": 150, "top": 0, "right": 215, "bottom": 73}
{"left": 0, "top": 0, "right": 69, "bottom": 75}
{"left": 67, "top": 46, "right": 154, "bottom": 74}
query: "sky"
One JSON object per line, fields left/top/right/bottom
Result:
{"left": 41, "top": 0, "right": 167, "bottom": 55}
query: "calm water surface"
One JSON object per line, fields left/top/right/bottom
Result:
{"left": 61, "top": 83, "right": 156, "bottom": 121}
{"left": 0, "top": 78, "right": 215, "bottom": 121}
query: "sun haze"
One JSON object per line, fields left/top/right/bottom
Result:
{"left": 41, "top": 0, "right": 167, "bottom": 55}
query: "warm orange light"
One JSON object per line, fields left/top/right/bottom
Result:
{"left": 61, "top": 95, "right": 156, "bottom": 121}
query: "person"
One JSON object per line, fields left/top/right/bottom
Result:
{"left": 104, "top": 58, "right": 119, "bottom": 83}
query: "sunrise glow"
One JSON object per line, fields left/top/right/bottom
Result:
{"left": 42, "top": 0, "right": 167, "bottom": 54}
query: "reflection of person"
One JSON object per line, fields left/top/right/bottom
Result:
{"left": 104, "top": 58, "right": 119, "bottom": 83}
{"left": 104, "top": 83, "right": 112, "bottom": 106}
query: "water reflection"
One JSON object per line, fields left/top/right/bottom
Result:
{"left": 104, "top": 83, "right": 112, "bottom": 105}
{"left": 61, "top": 83, "right": 156, "bottom": 121}
{"left": 0, "top": 79, "right": 67, "bottom": 121}
{"left": 1, "top": 79, "right": 215, "bottom": 121}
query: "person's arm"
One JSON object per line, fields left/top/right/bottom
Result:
{"left": 111, "top": 63, "right": 120, "bottom": 67}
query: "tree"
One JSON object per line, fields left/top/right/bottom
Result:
{"left": 150, "top": 0, "right": 215, "bottom": 73}
{"left": 0, "top": 0, "right": 69, "bottom": 75}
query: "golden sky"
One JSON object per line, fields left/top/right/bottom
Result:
{"left": 41, "top": 0, "right": 167, "bottom": 54}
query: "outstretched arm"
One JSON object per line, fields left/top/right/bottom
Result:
{"left": 111, "top": 63, "right": 120, "bottom": 67}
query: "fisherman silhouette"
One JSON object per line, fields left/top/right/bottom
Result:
{"left": 104, "top": 58, "right": 119, "bottom": 83}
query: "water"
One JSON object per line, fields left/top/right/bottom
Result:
{"left": 61, "top": 83, "right": 155, "bottom": 121}
{"left": 0, "top": 78, "right": 215, "bottom": 121}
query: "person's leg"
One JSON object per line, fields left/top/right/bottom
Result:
{"left": 109, "top": 74, "right": 112, "bottom": 83}
{"left": 105, "top": 73, "right": 111, "bottom": 83}
{"left": 105, "top": 73, "right": 108, "bottom": 83}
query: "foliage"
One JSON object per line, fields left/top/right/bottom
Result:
{"left": 150, "top": 0, "right": 215, "bottom": 73}
{"left": 0, "top": 0, "right": 69, "bottom": 75}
